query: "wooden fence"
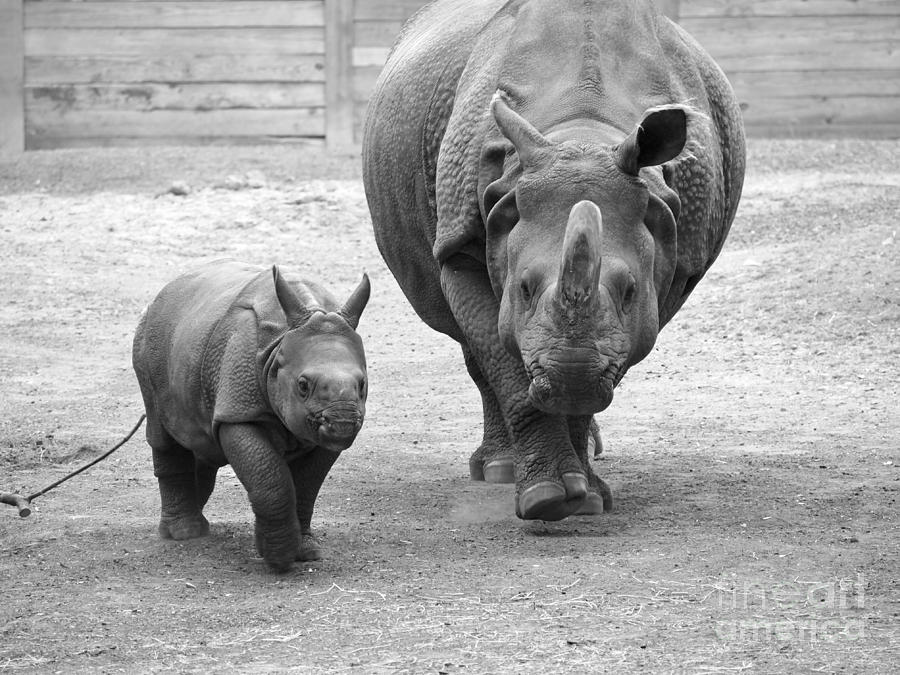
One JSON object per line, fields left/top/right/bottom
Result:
{"left": 1, "top": 0, "right": 328, "bottom": 154}
{"left": 679, "top": 0, "right": 900, "bottom": 138}
{"left": 0, "top": 0, "right": 898, "bottom": 157}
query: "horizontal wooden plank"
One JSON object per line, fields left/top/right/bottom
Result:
{"left": 682, "top": 0, "right": 900, "bottom": 18}
{"left": 26, "top": 108, "right": 326, "bottom": 140}
{"left": 709, "top": 42, "right": 900, "bottom": 73}
{"left": 745, "top": 122, "right": 900, "bottom": 139}
{"left": 728, "top": 69, "right": 900, "bottom": 99}
{"left": 352, "top": 47, "right": 391, "bottom": 68}
{"left": 685, "top": 16, "right": 900, "bottom": 71}
{"left": 353, "top": 20, "right": 405, "bottom": 48}
{"left": 740, "top": 95, "right": 900, "bottom": 129}
{"left": 26, "top": 54, "right": 326, "bottom": 85}
{"left": 353, "top": 0, "right": 678, "bottom": 23}
{"left": 25, "top": 27, "right": 324, "bottom": 57}
{"left": 354, "top": 0, "right": 428, "bottom": 22}
{"left": 350, "top": 16, "right": 900, "bottom": 72}
{"left": 25, "top": 1, "right": 324, "bottom": 29}
{"left": 26, "top": 135, "right": 327, "bottom": 150}
{"left": 357, "top": 0, "right": 900, "bottom": 21}
{"left": 26, "top": 82, "right": 324, "bottom": 112}
{"left": 685, "top": 13, "right": 900, "bottom": 35}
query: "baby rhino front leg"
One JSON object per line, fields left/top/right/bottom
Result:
{"left": 219, "top": 423, "right": 302, "bottom": 573}
{"left": 290, "top": 447, "right": 340, "bottom": 562}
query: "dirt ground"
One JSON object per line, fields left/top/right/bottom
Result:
{"left": 0, "top": 138, "right": 897, "bottom": 674}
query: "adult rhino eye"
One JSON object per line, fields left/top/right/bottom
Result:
{"left": 359, "top": 378, "right": 367, "bottom": 397}
{"left": 622, "top": 276, "right": 637, "bottom": 312}
{"left": 520, "top": 280, "right": 532, "bottom": 304}
{"left": 297, "top": 377, "right": 310, "bottom": 398}
{"left": 520, "top": 268, "right": 540, "bottom": 306}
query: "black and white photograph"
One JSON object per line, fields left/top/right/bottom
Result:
{"left": 1, "top": 0, "right": 897, "bottom": 672}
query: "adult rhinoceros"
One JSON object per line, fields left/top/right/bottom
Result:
{"left": 363, "top": 0, "right": 745, "bottom": 521}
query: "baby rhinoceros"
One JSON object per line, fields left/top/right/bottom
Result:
{"left": 132, "top": 260, "right": 370, "bottom": 572}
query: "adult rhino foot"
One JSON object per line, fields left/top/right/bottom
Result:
{"left": 575, "top": 475, "right": 614, "bottom": 515}
{"left": 469, "top": 446, "right": 515, "bottom": 483}
{"left": 158, "top": 514, "right": 210, "bottom": 540}
{"left": 517, "top": 472, "right": 588, "bottom": 521}
{"left": 587, "top": 418, "right": 604, "bottom": 458}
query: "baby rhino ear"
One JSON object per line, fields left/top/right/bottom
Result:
{"left": 615, "top": 106, "right": 687, "bottom": 175}
{"left": 272, "top": 265, "right": 318, "bottom": 327}
{"left": 339, "top": 273, "right": 371, "bottom": 330}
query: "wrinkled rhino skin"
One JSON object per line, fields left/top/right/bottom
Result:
{"left": 132, "top": 260, "right": 370, "bottom": 572}
{"left": 363, "top": 0, "right": 745, "bottom": 521}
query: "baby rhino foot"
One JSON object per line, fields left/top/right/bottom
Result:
{"left": 254, "top": 524, "right": 301, "bottom": 574}
{"left": 469, "top": 445, "right": 515, "bottom": 483}
{"left": 158, "top": 514, "right": 210, "bottom": 540}
{"left": 297, "top": 533, "right": 323, "bottom": 562}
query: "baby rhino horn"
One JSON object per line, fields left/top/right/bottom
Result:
{"left": 272, "top": 265, "right": 319, "bottom": 327}
{"left": 339, "top": 273, "right": 371, "bottom": 330}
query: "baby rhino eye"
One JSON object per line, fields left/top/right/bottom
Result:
{"left": 297, "top": 377, "right": 310, "bottom": 398}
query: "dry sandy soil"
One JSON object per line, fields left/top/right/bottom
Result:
{"left": 0, "top": 139, "right": 897, "bottom": 674}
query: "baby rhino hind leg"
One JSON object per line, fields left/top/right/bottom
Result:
{"left": 148, "top": 417, "right": 211, "bottom": 540}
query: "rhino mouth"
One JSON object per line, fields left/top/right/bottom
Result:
{"left": 525, "top": 360, "right": 621, "bottom": 414}
{"left": 307, "top": 403, "right": 363, "bottom": 451}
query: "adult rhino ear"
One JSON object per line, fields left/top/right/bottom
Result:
{"left": 338, "top": 273, "right": 371, "bottom": 330}
{"left": 615, "top": 106, "right": 687, "bottom": 175}
{"left": 272, "top": 265, "right": 319, "bottom": 327}
{"left": 491, "top": 90, "right": 552, "bottom": 172}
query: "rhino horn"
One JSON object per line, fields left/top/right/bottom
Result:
{"left": 490, "top": 91, "right": 552, "bottom": 171}
{"left": 272, "top": 265, "right": 319, "bottom": 327}
{"left": 557, "top": 201, "right": 603, "bottom": 311}
{"left": 338, "top": 273, "right": 371, "bottom": 330}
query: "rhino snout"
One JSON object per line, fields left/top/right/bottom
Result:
{"left": 310, "top": 404, "right": 364, "bottom": 451}
{"left": 525, "top": 355, "right": 617, "bottom": 415}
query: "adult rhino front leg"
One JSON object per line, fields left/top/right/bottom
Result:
{"left": 464, "top": 349, "right": 608, "bottom": 489}
{"left": 568, "top": 415, "right": 613, "bottom": 514}
{"left": 463, "top": 347, "right": 516, "bottom": 483}
{"left": 441, "top": 254, "right": 591, "bottom": 521}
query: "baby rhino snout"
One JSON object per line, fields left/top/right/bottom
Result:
{"left": 306, "top": 371, "right": 367, "bottom": 451}
{"left": 313, "top": 403, "right": 364, "bottom": 451}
